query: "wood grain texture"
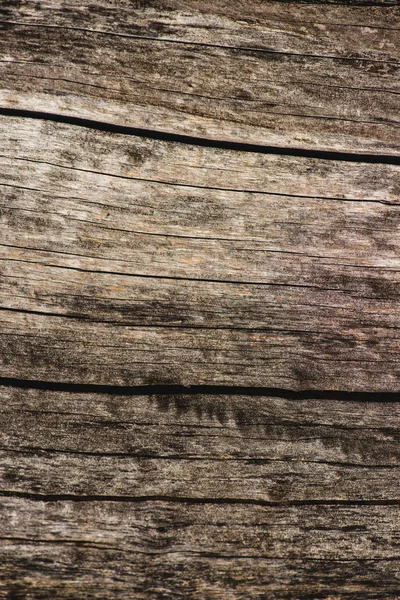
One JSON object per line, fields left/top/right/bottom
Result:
{"left": 1, "top": 115, "right": 400, "bottom": 390}
{"left": 2, "top": 0, "right": 400, "bottom": 597}
{"left": 1, "top": 386, "right": 400, "bottom": 501}
{"left": 1, "top": 0, "right": 399, "bottom": 153}
{"left": 1, "top": 498, "right": 400, "bottom": 600}
{"left": 0, "top": 384, "right": 399, "bottom": 599}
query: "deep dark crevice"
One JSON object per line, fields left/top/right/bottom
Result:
{"left": 250, "top": 0, "right": 398, "bottom": 4}
{"left": 251, "top": 0, "right": 399, "bottom": 4}
{"left": 1, "top": 377, "right": 400, "bottom": 402}
{"left": 1, "top": 107, "right": 399, "bottom": 165}
{"left": 0, "top": 489, "right": 399, "bottom": 506}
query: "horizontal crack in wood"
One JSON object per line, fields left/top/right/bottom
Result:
{"left": 1, "top": 108, "right": 399, "bottom": 164}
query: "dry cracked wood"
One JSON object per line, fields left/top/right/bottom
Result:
{"left": 1, "top": 498, "right": 400, "bottom": 599}
{"left": 0, "top": 0, "right": 399, "bottom": 153}
{"left": 2, "top": 1, "right": 400, "bottom": 598}
{"left": 0, "top": 384, "right": 399, "bottom": 599}
{"left": 1, "top": 115, "right": 400, "bottom": 389}
{"left": 1, "top": 385, "right": 400, "bottom": 501}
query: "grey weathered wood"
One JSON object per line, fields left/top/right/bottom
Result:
{"left": 1, "top": 1, "right": 400, "bottom": 597}
{"left": 1, "top": 386, "right": 400, "bottom": 501}
{"left": 1, "top": 115, "right": 400, "bottom": 389}
{"left": 1, "top": 498, "right": 400, "bottom": 599}
{"left": 1, "top": 0, "right": 399, "bottom": 153}
{"left": 0, "top": 385, "right": 400, "bottom": 598}
{"left": 4, "top": 306, "right": 400, "bottom": 389}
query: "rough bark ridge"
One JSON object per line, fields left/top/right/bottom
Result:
{"left": 1, "top": 1, "right": 399, "bottom": 598}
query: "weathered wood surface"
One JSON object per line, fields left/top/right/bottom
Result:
{"left": 2, "top": 386, "right": 400, "bottom": 501}
{"left": 1, "top": 115, "right": 400, "bottom": 389}
{"left": 2, "top": 499, "right": 400, "bottom": 599}
{"left": 1, "top": 0, "right": 400, "bottom": 598}
{"left": 0, "top": 384, "right": 400, "bottom": 599}
{"left": 1, "top": 0, "right": 399, "bottom": 153}
{"left": 1, "top": 498, "right": 400, "bottom": 600}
